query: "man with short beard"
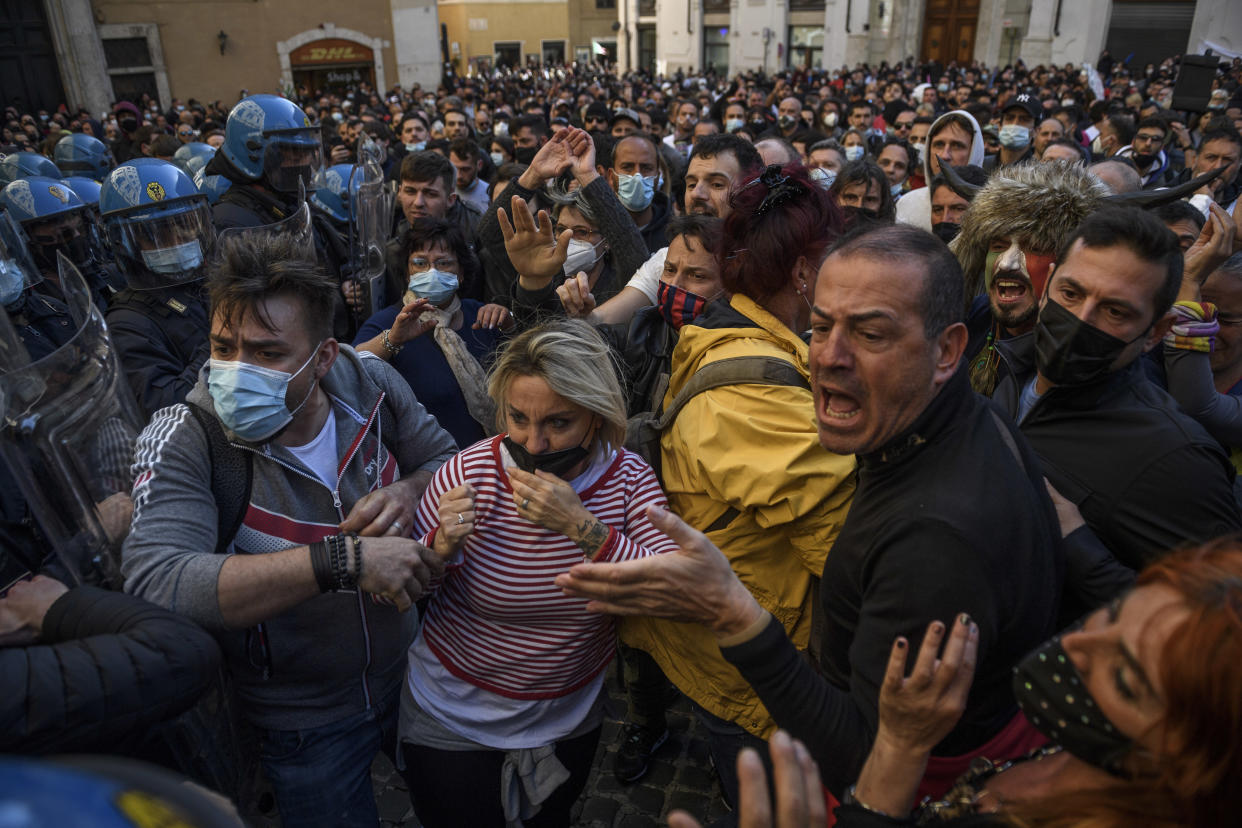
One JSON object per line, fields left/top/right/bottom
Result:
{"left": 950, "top": 162, "right": 1109, "bottom": 395}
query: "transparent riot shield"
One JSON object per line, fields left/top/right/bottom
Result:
{"left": 215, "top": 198, "right": 316, "bottom": 262}
{"left": 350, "top": 136, "right": 393, "bottom": 322}
{"left": 0, "top": 253, "right": 144, "bottom": 588}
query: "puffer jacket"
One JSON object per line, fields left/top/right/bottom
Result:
{"left": 620, "top": 295, "right": 856, "bottom": 737}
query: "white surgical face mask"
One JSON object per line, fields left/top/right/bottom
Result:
{"left": 563, "top": 237, "right": 603, "bottom": 276}
{"left": 490, "top": 151, "right": 505, "bottom": 165}
{"left": 844, "top": 145, "right": 865, "bottom": 162}
{"left": 912, "top": 141, "right": 926, "bottom": 165}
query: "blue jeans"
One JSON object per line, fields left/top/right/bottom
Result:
{"left": 259, "top": 699, "right": 397, "bottom": 828}
{"left": 691, "top": 702, "right": 774, "bottom": 826}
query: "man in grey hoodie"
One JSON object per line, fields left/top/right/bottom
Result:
{"left": 895, "top": 109, "right": 985, "bottom": 231}
{"left": 122, "top": 230, "right": 457, "bottom": 827}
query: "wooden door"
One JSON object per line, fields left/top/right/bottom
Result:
{"left": 921, "top": 0, "right": 979, "bottom": 65}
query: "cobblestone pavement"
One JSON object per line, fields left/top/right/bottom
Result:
{"left": 374, "top": 664, "right": 732, "bottom": 827}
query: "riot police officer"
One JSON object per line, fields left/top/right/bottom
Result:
{"left": 100, "top": 159, "right": 215, "bottom": 418}
{"left": 53, "top": 133, "right": 116, "bottom": 183}
{"left": 0, "top": 175, "right": 121, "bottom": 307}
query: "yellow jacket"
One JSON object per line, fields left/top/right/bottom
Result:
{"left": 621, "top": 295, "right": 856, "bottom": 737}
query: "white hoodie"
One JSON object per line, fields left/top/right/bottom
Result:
{"left": 895, "top": 109, "right": 986, "bottom": 231}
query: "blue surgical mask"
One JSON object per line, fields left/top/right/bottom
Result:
{"left": 207, "top": 344, "right": 322, "bottom": 442}
{"left": 405, "top": 141, "right": 426, "bottom": 153}
{"left": 615, "top": 173, "right": 656, "bottom": 211}
{"left": 891, "top": 183, "right": 903, "bottom": 198}
{"left": 142, "top": 240, "right": 202, "bottom": 274}
{"left": 490, "top": 151, "right": 505, "bottom": 166}
{"left": 0, "top": 259, "right": 26, "bottom": 307}
{"left": 724, "top": 117, "right": 744, "bottom": 132}
{"left": 999, "top": 124, "right": 1031, "bottom": 149}
{"left": 844, "top": 145, "right": 865, "bottom": 162}
{"left": 407, "top": 268, "right": 459, "bottom": 305}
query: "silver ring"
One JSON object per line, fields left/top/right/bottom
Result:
{"left": 522, "top": 498, "right": 530, "bottom": 509}
{"left": 456, "top": 513, "right": 465, "bottom": 525}
{"left": 390, "top": 520, "right": 404, "bottom": 533}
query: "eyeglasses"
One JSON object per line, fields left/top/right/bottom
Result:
{"left": 1132, "top": 132, "right": 1165, "bottom": 145}
{"left": 409, "top": 256, "right": 458, "bottom": 271}
{"left": 555, "top": 225, "right": 600, "bottom": 242}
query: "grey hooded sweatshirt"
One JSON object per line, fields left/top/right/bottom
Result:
{"left": 895, "top": 109, "right": 986, "bottom": 231}
{"left": 122, "top": 346, "right": 457, "bottom": 731}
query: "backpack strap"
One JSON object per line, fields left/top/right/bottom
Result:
{"left": 656, "top": 355, "right": 811, "bottom": 431}
{"left": 187, "top": 403, "right": 253, "bottom": 556}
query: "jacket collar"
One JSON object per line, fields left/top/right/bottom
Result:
{"left": 996, "top": 331, "right": 1144, "bottom": 410}
{"left": 859, "top": 366, "right": 972, "bottom": 469}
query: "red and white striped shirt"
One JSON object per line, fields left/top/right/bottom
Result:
{"left": 414, "top": 435, "right": 677, "bottom": 699}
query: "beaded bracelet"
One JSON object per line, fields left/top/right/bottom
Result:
{"left": 349, "top": 533, "right": 363, "bottom": 589}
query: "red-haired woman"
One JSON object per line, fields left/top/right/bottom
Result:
{"left": 620, "top": 162, "right": 858, "bottom": 808}
{"left": 837, "top": 537, "right": 1242, "bottom": 828}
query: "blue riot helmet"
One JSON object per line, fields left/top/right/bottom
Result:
{"left": 100, "top": 159, "right": 216, "bottom": 290}
{"left": 52, "top": 133, "right": 115, "bottom": 182}
{"left": 173, "top": 141, "right": 216, "bottom": 178}
{"left": 193, "top": 167, "right": 232, "bottom": 205}
{"left": 310, "top": 163, "right": 363, "bottom": 226}
{"left": 0, "top": 210, "right": 42, "bottom": 307}
{"left": 219, "top": 93, "right": 323, "bottom": 193}
{"left": 0, "top": 176, "right": 104, "bottom": 279}
{"left": 0, "top": 152, "right": 62, "bottom": 188}
{"left": 61, "top": 176, "right": 102, "bottom": 207}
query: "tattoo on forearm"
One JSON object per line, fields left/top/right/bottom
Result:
{"left": 574, "top": 518, "right": 609, "bottom": 558}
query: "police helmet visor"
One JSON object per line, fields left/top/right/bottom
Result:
{"left": 104, "top": 196, "right": 215, "bottom": 290}
{"left": 262, "top": 130, "right": 324, "bottom": 193}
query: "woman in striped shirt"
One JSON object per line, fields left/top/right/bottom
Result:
{"left": 398, "top": 319, "right": 678, "bottom": 827}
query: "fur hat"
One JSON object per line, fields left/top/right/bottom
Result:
{"left": 950, "top": 161, "right": 1109, "bottom": 299}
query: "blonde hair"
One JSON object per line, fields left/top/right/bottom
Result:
{"left": 487, "top": 319, "right": 627, "bottom": 449}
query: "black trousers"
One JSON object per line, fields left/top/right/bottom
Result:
{"left": 400, "top": 726, "right": 602, "bottom": 827}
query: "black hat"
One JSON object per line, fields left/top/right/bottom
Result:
{"left": 584, "top": 102, "right": 611, "bottom": 122}
{"left": 1004, "top": 92, "right": 1042, "bottom": 123}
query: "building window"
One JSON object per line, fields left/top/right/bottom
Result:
{"left": 638, "top": 25, "right": 657, "bottom": 74}
{"left": 787, "top": 25, "right": 823, "bottom": 70}
{"left": 596, "top": 0, "right": 616, "bottom": 8}
{"left": 98, "top": 24, "right": 169, "bottom": 108}
{"left": 541, "top": 40, "right": 566, "bottom": 65}
{"left": 703, "top": 27, "right": 729, "bottom": 76}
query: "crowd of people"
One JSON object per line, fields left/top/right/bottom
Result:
{"left": 2, "top": 46, "right": 1242, "bottom": 828}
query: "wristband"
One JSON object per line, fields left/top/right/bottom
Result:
{"left": 382, "top": 328, "right": 403, "bottom": 356}
{"left": 348, "top": 533, "right": 363, "bottom": 590}
{"left": 310, "top": 540, "right": 333, "bottom": 593}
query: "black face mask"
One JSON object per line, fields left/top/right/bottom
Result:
{"left": 503, "top": 435, "right": 591, "bottom": 479}
{"left": 1034, "top": 297, "right": 1148, "bottom": 387}
{"left": 119, "top": 117, "right": 138, "bottom": 134}
{"left": 842, "top": 205, "right": 882, "bottom": 226}
{"left": 748, "top": 119, "right": 768, "bottom": 133}
{"left": 514, "top": 146, "right": 538, "bottom": 165}
{"left": 932, "top": 221, "right": 961, "bottom": 244}
{"left": 1132, "top": 151, "right": 1158, "bottom": 169}
{"left": 1013, "top": 630, "right": 1134, "bottom": 777}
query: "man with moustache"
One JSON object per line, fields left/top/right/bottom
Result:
{"left": 950, "top": 162, "right": 1110, "bottom": 394}
{"left": 557, "top": 225, "right": 1062, "bottom": 800}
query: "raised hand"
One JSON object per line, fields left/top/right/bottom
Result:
{"left": 668, "top": 732, "right": 825, "bottom": 828}
{"left": 517, "top": 129, "right": 575, "bottom": 188}
{"left": 876, "top": 614, "right": 978, "bottom": 755}
{"left": 473, "top": 303, "right": 515, "bottom": 330}
{"left": 498, "top": 194, "right": 570, "bottom": 282}
{"left": 389, "top": 297, "right": 438, "bottom": 346}
{"left": 555, "top": 272, "right": 596, "bottom": 319}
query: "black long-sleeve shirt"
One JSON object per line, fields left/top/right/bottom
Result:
{"left": 722, "top": 368, "right": 1063, "bottom": 797}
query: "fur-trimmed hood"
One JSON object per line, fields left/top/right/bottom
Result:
{"left": 950, "top": 161, "right": 1110, "bottom": 299}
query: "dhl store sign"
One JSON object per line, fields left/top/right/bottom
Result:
{"left": 290, "top": 38, "right": 376, "bottom": 91}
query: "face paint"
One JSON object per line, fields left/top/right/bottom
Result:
{"left": 985, "top": 242, "right": 1056, "bottom": 298}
